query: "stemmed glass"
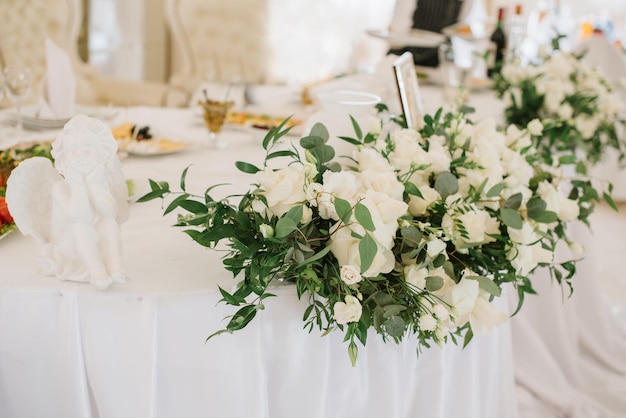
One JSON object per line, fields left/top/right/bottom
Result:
{"left": 3, "top": 65, "right": 33, "bottom": 133}
{"left": 199, "top": 88, "right": 234, "bottom": 150}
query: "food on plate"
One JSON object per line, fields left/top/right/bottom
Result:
{"left": 225, "top": 111, "right": 302, "bottom": 130}
{"left": 111, "top": 122, "right": 188, "bottom": 154}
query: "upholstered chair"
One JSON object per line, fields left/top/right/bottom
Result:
{"left": 0, "top": 0, "right": 188, "bottom": 108}
{"left": 165, "top": 0, "right": 269, "bottom": 92}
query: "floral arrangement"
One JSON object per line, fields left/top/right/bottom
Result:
{"left": 141, "top": 110, "right": 587, "bottom": 365}
{"left": 492, "top": 49, "right": 626, "bottom": 175}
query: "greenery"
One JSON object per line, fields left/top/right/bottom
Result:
{"left": 140, "top": 110, "right": 587, "bottom": 365}
{"left": 492, "top": 49, "right": 626, "bottom": 175}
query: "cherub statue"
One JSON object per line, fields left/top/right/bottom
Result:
{"left": 6, "top": 114, "right": 129, "bottom": 289}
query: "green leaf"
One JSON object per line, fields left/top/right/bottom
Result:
{"left": 300, "top": 135, "right": 326, "bottom": 149}
{"left": 180, "top": 166, "right": 191, "bottom": 192}
{"left": 383, "top": 316, "right": 405, "bottom": 338}
{"left": 163, "top": 193, "right": 191, "bottom": 215}
{"left": 526, "top": 197, "right": 546, "bottom": 219}
{"left": 226, "top": 305, "right": 257, "bottom": 331}
{"left": 136, "top": 189, "right": 168, "bottom": 203}
{"left": 275, "top": 217, "right": 298, "bottom": 238}
{"left": 266, "top": 150, "right": 297, "bottom": 160}
{"left": 309, "top": 123, "right": 330, "bottom": 141}
{"left": 504, "top": 192, "right": 523, "bottom": 210}
{"left": 425, "top": 275, "right": 444, "bottom": 292}
{"left": 355, "top": 203, "right": 375, "bottom": 231}
{"left": 178, "top": 199, "right": 209, "bottom": 214}
{"left": 310, "top": 144, "right": 335, "bottom": 163}
{"left": 486, "top": 183, "right": 505, "bottom": 198}
{"left": 382, "top": 305, "right": 407, "bottom": 318}
{"left": 604, "top": 192, "right": 618, "bottom": 211}
{"left": 463, "top": 327, "right": 474, "bottom": 348}
{"left": 434, "top": 171, "right": 458, "bottom": 199}
{"left": 500, "top": 207, "right": 523, "bottom": 229}
{"left": 359, "top": 233, "right": 377, "bottom": 274}
{"left": 334, "top": 197, "right": 352, "bottom": 224}
{"left": 297, "top": 245, "right": 333, "bottom": 268}
{"left": 349, "top": 115, "right": 363, "bottom": 140}
{"left": 532, "top": 210, "right": 558, "bottom": 223}
{"left": 465, "top": 275, "right": 502, "bottom": 297}
{"left": 285, "top": 205, "right": 304, "bottom": 225}
{"left": 404, "top": 181, "right": 423, "bottom": 198}
{"left": 235, "top": 161, "right": 260, "bottom": 174}
{"left": 218, "top": 286, "right": 244, "bottom": 306}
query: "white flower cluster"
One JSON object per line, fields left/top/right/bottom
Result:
{"left": 500, "top": 50, "right": 624, "bottom": 140}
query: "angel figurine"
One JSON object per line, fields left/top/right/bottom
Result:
{"left": 6, "top": 114, "right": 129, "bottom": 290}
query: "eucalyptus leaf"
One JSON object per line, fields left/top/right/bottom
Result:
{"left": 503, "top": 192, "right": 523, "bottom": 210}
{"left": 382, "top": 304, "right": 407, "bottom": 318}
{"left": 434, "top": 171, "right": 458, "bottom": 199}
{"left": 486, "top": 183, "right": 505, "bottom": 198}
{"left": 500, "top": 207, "right": 523, "bottom": 229}
{"left": 383, "top": 316, "right": 405, "bottom": 338}
{"left": 532, "top": 210, "right": 558, "bottom": 223}
{"left": 300, "top": 135, "right": 326, "bottom": 149}
{"left": 355, "top": 202, "right": 375, "bottom": 231}
{"left": 359, "top": 233, "right": 377, "bottom": 274}
{"left": 275, "top": 217, "right": 298, "bottom": 238}
{"left": 526, "top": 197, "right": 546, "bottom": 219}
{"left": 285, "top": 205, "right": 304, "bottom": 224}
{"left": 309, "top": 123, "right": 330, "bottom": 141}
{"left": 425, "top": 275, "right": 444, "bottom": 292}
{"left": 334, "top": 197, "right": 352, "bottom": 223}
{"left": 465, "top": 275, "right": 502, "bottom": 297}
{"left": 310, "top": 144, "right": 335, "bottom": 164}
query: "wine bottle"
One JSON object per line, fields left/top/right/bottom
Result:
{"left": 507, "top": 4, "right": 525, "bottom": 64}
{"left": 488, "top": 7, "right": 507, "bottom": 77}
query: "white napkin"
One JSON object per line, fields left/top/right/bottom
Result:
{"left": 577, "top": 35, "right": 626, "bottom": 84}
{"left": 38, "top": 38, "right": 76, "bottom": 119}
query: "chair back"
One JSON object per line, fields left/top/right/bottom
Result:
{"left": 0, "top": 0, "right": 86, "bottom": 104}
{"left": 165, "top": 0, "right": 269, "bottom": 89}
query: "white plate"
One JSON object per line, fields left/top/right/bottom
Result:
{"left": 117, "top": 137, "right": 191, "bottom": 156}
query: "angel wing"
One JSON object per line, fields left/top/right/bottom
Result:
{"left": 5, "top": 157, "right": 63, "bottom": 246}
{"left": 105, "top": 157, "right": 130, "bottom": 223}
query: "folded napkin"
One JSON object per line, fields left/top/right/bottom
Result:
{"left": 577, "top": 35, "right": 626, "bottom": 84}
{"left": 38, "top": 38, "right": 76, "bottom": 119}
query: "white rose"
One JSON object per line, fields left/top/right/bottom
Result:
{"left": 340, "top": 265, "right": 362, "bottom": 285}
{"left": 333, "top": 295, "right": 362, "bottom": 324}
{"left": 557, "top": 103, "right": 573, "bottom": 120}
{"left": 419, "top": 314, "right": 438, "bottom": 332}
{"left": 303, "top": 162, "right": 318, "bottom": 181}
{"left": 444, "top": 278, "right": 508, "bottom": 335}
{"left": 330, "top": 222, "right": 395, "bottom": 277}
{"left": 469, "top": 295, "right": 509, "bottom": 336}
{"left": 426, "top": 238, "right": 447, "bottom": 258}
{"left": 404, "top": 264, "right": 428, "bottom": 289}
{"left": 575, "top": 115, "right": 599, "bottom": 139}
{"left": 507, "top": 223, "right": 554, "bottom": 275}
{"left": 443, "top": 208, "right": 499, "bottom": 252}
{"left": 318, "top": 171, "right": 359, "bottom": 220}
{"left": 301, "top": 205, "right": 313, "bottom": 224}
{"left": 255, "top": 165, "right": 306, "bottom": 217}
{"left": 527, "top": 119, "right": 543, "bottom": 136}
{"left": 408, "top": 185, "right": 441, "bottom": 216}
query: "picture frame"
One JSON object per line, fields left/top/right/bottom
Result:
{"left": 392, "top": 52, "right": 424, "bottom": 129}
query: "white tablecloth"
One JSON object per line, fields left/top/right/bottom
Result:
{"left": 0, "top": 106, "right": 518, "bottom": 418}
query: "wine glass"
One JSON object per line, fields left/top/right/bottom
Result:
{"left": 3, "top": 65, "right": 33, "bottom": 133}
{"left": 200, "top": 99, "right": 233, "bottom": 149}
